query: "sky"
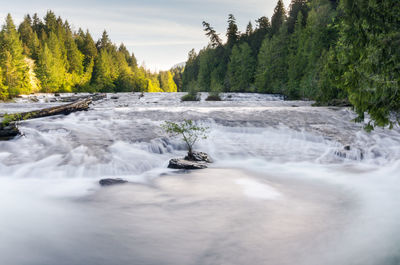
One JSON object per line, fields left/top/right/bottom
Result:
{"left": 0, "top": 0, "right": 291, "bottom": 71}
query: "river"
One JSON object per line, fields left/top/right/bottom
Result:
{"left": 1, "top": 93, "right": 400, "bottom": 265}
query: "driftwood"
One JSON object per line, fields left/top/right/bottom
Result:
{"left": 0, "top": 95, "right": 104, "bottom": 140}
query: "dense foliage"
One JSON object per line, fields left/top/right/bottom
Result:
{"left": 182, "top": 0, "right": 400, "bottom": 128}
{"left": 0, "top": 12, "right": 178, "bottom": 100}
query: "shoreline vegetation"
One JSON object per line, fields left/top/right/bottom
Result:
{"left": 0, "top": 11, "right": 178, "bottom": 102}
{"left": 0, "top": 0, "right": 398, "bottom": 130}
{"left": 179, "top": 0, "right": 400, "bottom": 129}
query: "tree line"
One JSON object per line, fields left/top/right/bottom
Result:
{"left": 181, "top": 0, "right": 400, "bottom": 129}
{"left": 0, "top": 11, "right": 178, "bottom": 100}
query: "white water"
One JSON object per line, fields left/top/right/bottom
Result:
{"left": 1, "top": 93, "right": 400, "bottom": 265}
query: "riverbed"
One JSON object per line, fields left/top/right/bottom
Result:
{"left": 1, "top": 93, "right": 400, "bottom": 265}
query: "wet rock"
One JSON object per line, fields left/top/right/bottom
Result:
{"left": 185, "top": 151, "right": 212, "bottom": 163}
{"left": 111, "top": 96, "right": 119, "bottom": 100}
{"left": 0, "top": 123, "right": 20, "bottom": 140}
{"left": 344, "top": 145, "right": 351, "bottom": 151}
{"left": 54, "top": 93, "right": 60, "bottom": 97}
{"left": 168, "top": 159, "right": 208, "bottom": 170}
{"left": 99, "top": 178, "right": 128, "bottom": 186}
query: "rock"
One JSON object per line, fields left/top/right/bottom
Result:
{"left": 0, "top": 123, "right": 20, "bottom": 141}
{"left": 111, "top": 96, "right": 119, "bottom": 100}
{"left": 185, "top": 151, "right": 212, "bottom": 163}
{"left": 344, "top": 145, "right": 351, "bottom": 151}
{"left": 54, "top": 93, "right": 60, "bottom": 97}
{"left": 99, "top": 178, "right": 128, "bottom": 186}
{"left": 168, "top": 159, "right": 208, "bottom": 170}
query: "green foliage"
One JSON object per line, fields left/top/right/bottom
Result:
{"left": 271, "top": 0, "right": 287, "bottom": 35}
{"left": 0, "top": 12, "right": 177, "bottom": 97}
{"left": 0, "top": 14, "right": 33, "bottom": 98}
{"left": 181, "top": 81, "right": 200, "bottom": 101}
{"left": 227, "top": 43, "right": 255, "bottom": 92}
{"left": 255, "top": 26, "right": 289, "bottom": 94}
{"left": 336, "top": 0, "right": 400, "bottom": 129}
{"left": 161, "top": 119, "right": 208, "bottom": 155}
{"left": 226, "top": 14, "right": 239, "bottom": 46}
{"left": 1, "top": 111, "right": 35, "bottom": 126}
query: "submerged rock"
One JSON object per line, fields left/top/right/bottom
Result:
{"left": 168, "top": 159, "right": 208, "bottom": 170}
{"left": 99, "top": 178, "right": 128, "bottom": 186}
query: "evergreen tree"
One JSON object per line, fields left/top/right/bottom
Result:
{"left": 202, "top": 22, "right": 222, "bottom": 48}
{"left": 182, "top": 49, "right": 199, "bottom": 89}
{"left": 227, "top": 43, "right": 255, "bottom": 92}
{"left": 36, "top": 43, "right": 65, "bottom": 92}
{"left": 0, "top": 14, "right": 32, "bottom": 97}
{"left": 337, "top": 0, "right": 400, "bottom": 128}
{"left": 255, "top": 26, "right": 289, "bottom": 94}
{"left": 0, "top": 67, "right": 8, "bottom": 100}
{"left": 271, "top": 0, "right": 287, "bottom": 35}
{"left": 245, "top": 22, "right": 254, "bottom": 36}
{"left": 287, "top": 12, "right": 307, "bottom": 98}
{"left": 287, "top": 0, "right": 308, "bottom": 34}
{"left": 226, "top": 14, "right": 239, "bottom": 46}
{"left": 92, "top": 49, "right": 115, "bottom": 92}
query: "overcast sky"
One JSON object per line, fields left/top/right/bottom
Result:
{"left": 1, "top": 0, "right": 291, "bottom": 71}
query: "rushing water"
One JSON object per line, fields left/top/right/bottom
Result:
{"left": 1, "top": 93, "right": 400, "bottom": 265}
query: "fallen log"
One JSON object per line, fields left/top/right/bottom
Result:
{"left": 0, "top": 97, "right": 94, "bottom": 140}
{"left": 7, "top": 98, "right": 92, "bottom": 122}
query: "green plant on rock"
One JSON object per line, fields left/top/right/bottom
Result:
{"left": 162, "top": 119, "right": 208, "bottom": 158}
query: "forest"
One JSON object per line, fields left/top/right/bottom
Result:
{"left": 0, "top": 11, "right": 177, "bottom": 100}
{"left": 181, "top": 0, "right": 400, "bottom": 129}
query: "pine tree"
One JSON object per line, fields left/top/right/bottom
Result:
{"left": 255, "top": 26, "right": 289, "bottom": 94}
{"left": 182, "top": 49, "right": 199, "bottom": 89}
{"left": 287, "top": 0, "right": 308, "bottom": 34}
{"left": 245, "top": 22, "right": 254, "bottom": 36}
{"left": 202, "top": 22, "right": 222, "bottom": 48}
{"left": 226, "top": 14, "right": 239, "bottom": 46}
{"left": 0, "top": 14, "right": 32, "bottom": 97}
{"left": 75, "top": 29, "right": 97, "bottom": 71}
{"left": 271, "top": 0, "right": 287, "bottom": 35}
{"left": 0, "top": 67, "right": 8, "bottom": 100}
{"left": 92, "top": 49, "right": 115, "bottom": 92}
{"left": 337, "top": 0, "right": 400, "bottom": 128}
{"left": 36, "top": 43, "right": 64, "bottom": 92}
{"left": 227, "top": 43, "right": 255, "bottom": 92}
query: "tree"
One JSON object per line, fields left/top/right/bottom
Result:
{"left": 159, "top": 71, "right": 177, "bottom": 92}
{"left": 271, "top": 0, "right": 287, "bottom": 35}
{"left": 36, "top": 43, "right": 65, "bottom": 92}
{"left": 0, "top": 14, "right": 32, "bottom": 97}
{"left": 92, "top": 49, "right": 116, "bottom": 92}
{"left": 255, "top": 26, "right": 289, "bottom": 94}
{"left": 202, "top": 22, "right": 222, "bottom": 48}
{"left": 287, "top": 0, "right": 308, "bottom": 34}
{"left": 227, "top": 43, "right": 255, "bottom": 92}
{"left": 336, "top": 0, "right": 400, "bottom": 129}
{"left": 0, "top": 67, "right": 8, "bottom": 100}
{"left": 162, "top": 119, "right": 208, "bottom": 158}
{"left": 182, "top": 49, "right": 199, "bottom": 90}
{"left": 226, "top": 14, "right": 239, "bottom": 46}
{"left": 245, "top": 21, "right": 254, "bottom": 36}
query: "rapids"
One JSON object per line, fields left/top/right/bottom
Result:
{"left": 0, "top": 93, "right": 399, "bottom": 265}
